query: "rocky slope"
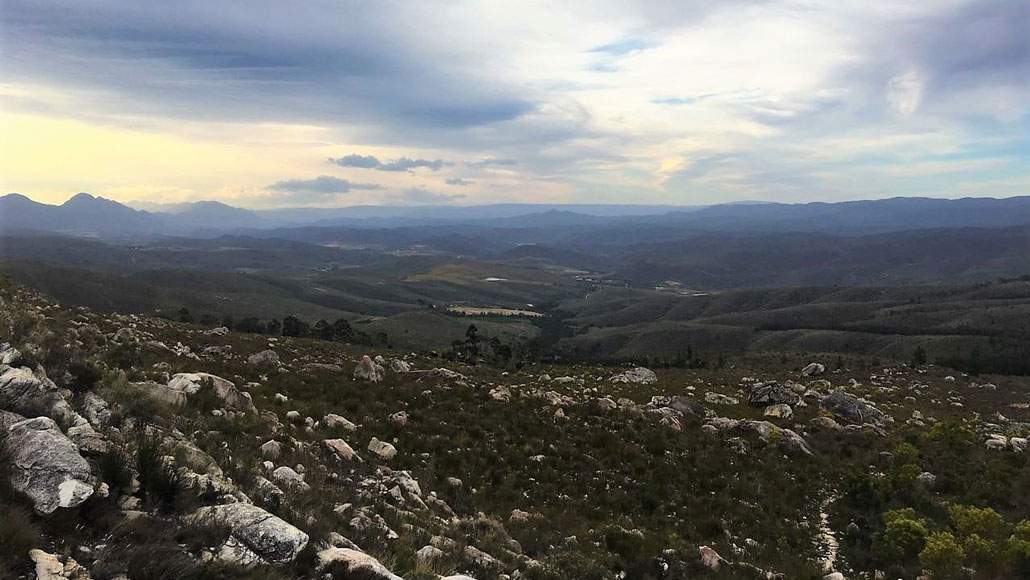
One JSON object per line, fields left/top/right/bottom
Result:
{"left": 0, "top": 282, "right": 1028, "bottom": 580}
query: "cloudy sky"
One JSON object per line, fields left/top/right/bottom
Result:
{"left": 1, "top": 0, "right": 1027, "bottom": 208}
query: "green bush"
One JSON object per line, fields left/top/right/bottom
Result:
{"left": 920, "top": 532, "right": 965, "bottom": 580}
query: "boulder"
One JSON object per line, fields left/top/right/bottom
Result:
{"left": 247, "top": 349, "right": 280, "bottom": 367}
{"left": 704, "top": 392, "right": 739, "bottom": 406}
{"left": 6, "top": 416, "right": 95, "bottom": 514}
{"left": 416, "top": 545, "right": 444, "bottom": 564}
{"left": 29, "top": 549, "right": 91, "bottom": 580}
{"left": 324, "top": 413, "right": 357, "bottom": 431}
{"left": 315, "top": 548, "right": 402, "bottom": 579}
{"left": 748, "top": 381, "right": 800, "bottom": 406}
{"left": 368, "top": 437, "right": 397, "bottom": 460}
{"left": 610, "top": 367, "right": 657, "bottom": 384}
{"left": 0, "top": 365, "right": 80, "bottom": 426}
{"left": 79, "top": 392, "right": 111, "bottom": 428}
{"left": 763, "top": 403, "right": 793, "bottom": 420}
{"left": 648, "top": 395, "right": 714, "bottom": 419}
{"left": 251, "top": 476, "right": 286, "bottom": 509}
{"left": 303, "top": 363, "right": 343, "bottom": 373}
{"left": 187, "top": 503, "right": 308, "bottom": 564}
{"left": 801, "top": 362, "right": 826, "bottom": 377}
{"left": 699, "top": 545, "right": 727, "bottom": 570}
{"left": 260, "top": 440, "right": 283, "bottom": 460}
{"left": 389, "top": 359, "right": 411, "bottom": 373}
{"left": 272, "top": 466, "right": 309, "bottom": 490}
{"left": 324, "top": 438, "right": 362, "bottom": 462}
{"left": 160, "top": 373, "right": 256, "bottom": 413}
{"left": 0, "top": 342, "right": 19, "bottom": 365}
{"left": 353, "top": 355, "right": 385, "bottom": 382}
{"left": 821, "top": 390, "right": 890, "bottom": 426}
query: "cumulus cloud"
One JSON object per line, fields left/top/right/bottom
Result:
{"left": 2, "top": 0, "right": 1027, "bottom": 205}
{"left": 268, "top": 175, "right": 380, "bottom": 197}
{"left": 329, "top": 154, "right": 448, "bottom": 172}
{"left": 886, "top": 71, "right": 924, "bottom": 117}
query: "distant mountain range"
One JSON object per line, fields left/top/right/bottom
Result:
{"left": 2, "top": 192, "right": 1028, "bottom": 239}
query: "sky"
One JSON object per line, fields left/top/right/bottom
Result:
{"left": 1, "top": 0, "right": 1027, "bottom": 208}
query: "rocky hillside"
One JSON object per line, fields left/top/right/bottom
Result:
{"left": 0, "top": 281, "right": 1028, "bottom": 580}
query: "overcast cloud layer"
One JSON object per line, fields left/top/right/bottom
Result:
{"left": 1, "top": 0, "right": 1027, "bottom": 207}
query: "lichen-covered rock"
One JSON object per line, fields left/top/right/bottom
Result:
{"left": 748, "top": 381, "right": 801, "bottom": 407}
{"left": 247, "top": 349, "right": 280, "bottom": 367}
{"left": 610, "top": 367, "right": 657, "bottom": 384}
{"left": 763, "top": 403, "right": 793, "bottom": 420}
{"left": 821, "top": 390, "right": 891, "bottom": 426}
{"left": 153, "top": 373, "right": 257, "bottom": 413}
{"left": 76, "top": 392, "right": 111, "bottom": 429}
{"left": 353, "top": 355, "right": 385, "bottom": 382}
{"left": 186, "top": 503, "right": 309, "bottom": 564}
{"left": 648, "top": 395, "right": 714, "bottom": 419}
{"left": 7, "top": 416, "right": 95, "bottom": 514}
{"left": 0, "top": 343, "right": 20, "bottom": 365}
{"left": 0, "top": 365, "right": 80, "bottom": 425}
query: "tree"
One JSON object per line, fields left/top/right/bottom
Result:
{"left": 282, "top": 315, "right": 309, "bottom": 338}
{"left": 313, "top": 319, "right": 334, "bottom": 341}
{"left": 912, "top": 346, "right": 927, "bottom": 366}
{"left": 177, "top": 307, "right": 193, "bottom": 323}
{"left": 266, "top": 318, "right": 281, "bottom": 335}
{"left": 920, "top": 532, "right": 965, "bottom": 580}
{"left": 331, "top": 318, "right": 353, "bottom": 342}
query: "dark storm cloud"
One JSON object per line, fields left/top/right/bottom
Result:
{"left": 268, "top": 176, "right": 380, "bottom": 197}
{"left": 0, "top": 1, "right": 534, "bottom": 130}
{"left": 329, "top": 155, "right": 449, "bottom": 172}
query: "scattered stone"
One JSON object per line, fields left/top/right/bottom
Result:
{"left": 388, "top": 411, "right": 408, "bottom": 426}
{"left": 389, "top": 359, "right": 411, "bottom": 373}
